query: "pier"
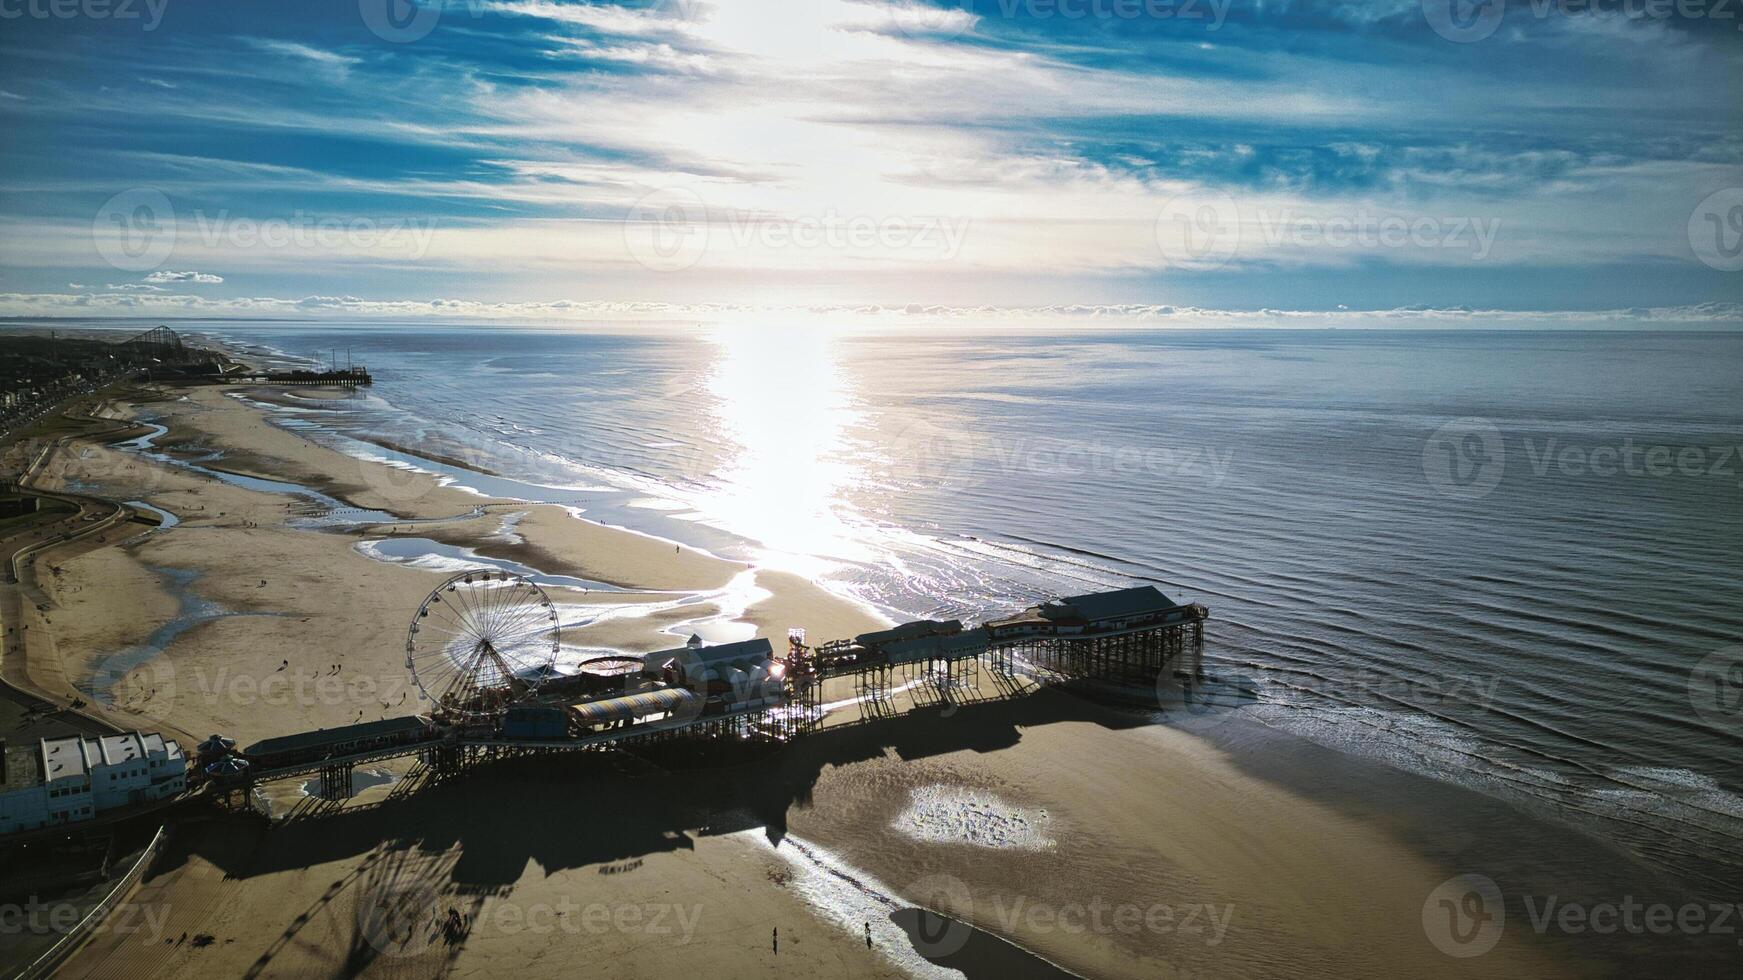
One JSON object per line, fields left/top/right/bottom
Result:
{"left": 232, "top": 367, "right": 373, "bottom": 386}
{"left": 203, "top": 585, "right": 1207, "bottom": 804}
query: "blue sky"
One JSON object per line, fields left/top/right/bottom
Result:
{"left": 1, "top": 0, "right": 1740, "bottom": 326}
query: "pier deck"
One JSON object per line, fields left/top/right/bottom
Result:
{"left": 211, "top": 586, "right": 1208, "bottom": 804}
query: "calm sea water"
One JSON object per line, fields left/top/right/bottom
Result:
{"left": 193, "top": 322, "right": 1742, "bottom": 889}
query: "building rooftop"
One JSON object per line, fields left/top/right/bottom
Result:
{"left": 41, "top": 734, "right": 92, "bottom": 781}
{"left": 986, "top": 585, "right": 1190, "bottom": 631}
{"left": 883, "top": 627, "right": 992, "bottom": 665}
{"left": 852, "top": 619, "right": 963, "bottom": 649}
{"left": 3, "top": 743, "right": 41, "bottom": 789}
{"left": 1059, "top": 586, "right": 1180, "bottom": 623}
{"left": 644, "top": 636, "right": 773, "bottom": 671}
{"left": 37, "top": 731, "right": 183, "bottom": 781}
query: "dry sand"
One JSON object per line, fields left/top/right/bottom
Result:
{"left": 21, "top": 383, "right": 1683, "bottom": 979}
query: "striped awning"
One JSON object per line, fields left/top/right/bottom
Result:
{"left": 569, "top": 688, "right": 700, "bottom": 727}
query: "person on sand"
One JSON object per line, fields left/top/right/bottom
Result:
{"left": 772, "top": 927, "right": 777, "bottom": 954}
{"left": 865, "top": 922, "right": 871, "bottom": 948}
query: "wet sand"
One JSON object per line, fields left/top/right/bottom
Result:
{"left": 21, "top": 383, "right": 1728, "bottom": 979}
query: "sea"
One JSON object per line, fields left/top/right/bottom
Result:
{"left": 157, "top": 322, "right": 1743, "bottom": 892}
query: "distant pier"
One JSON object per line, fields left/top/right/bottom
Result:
{"left": 234, "top": 367, "right": 373, "bottom": 386}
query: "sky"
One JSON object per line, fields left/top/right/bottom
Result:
{"left": 0, "top": 0, "right": 1741, "bottom": 327}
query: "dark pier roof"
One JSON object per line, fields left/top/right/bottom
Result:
{"left": 985, "top": 585, "right": 1201, "bottom": 633}
{"left": 852, "top": 619, "right": 963, "bottom": 649}
{"left": 1061, "top": 586, "right": 1180, "bottom": 623}
{"left": 244, "top": 715, "right": 429, "bottom": 758}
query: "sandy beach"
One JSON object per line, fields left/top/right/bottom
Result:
{"left": 8, "top": 381, "right": 1726, "bottom": 979}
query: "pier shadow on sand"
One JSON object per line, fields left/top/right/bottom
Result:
{"left": 150, "top": 686, "right": 1245, "bottom": 978}
{"left": 166, "top": 688, "right": 1160, "bottom": 888}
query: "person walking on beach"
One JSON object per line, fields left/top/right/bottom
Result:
{"left": 772, "top": 927, "right": 777, "bottom": 955}
{"left": 865, "top": 921, "right": 872, "bottom": 948}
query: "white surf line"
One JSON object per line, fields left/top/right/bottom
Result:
{"left": 740, "top": 829, "right": 961, "bottom": 979}
{"left": 743, "top": 830, "right": 1084, "bottom": 980}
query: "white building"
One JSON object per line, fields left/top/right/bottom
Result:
{"left": 0, "top": 732, "right": 186, "bottom": 836}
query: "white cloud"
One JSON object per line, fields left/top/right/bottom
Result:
{"left": 242, "top": 38, "right": 362, "bottom": 70}
{"left": 143, "top": 270, "right": 224, "bottom": 284}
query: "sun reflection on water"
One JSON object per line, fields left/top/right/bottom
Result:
{"left": 696, "top": 324, "right": 871, "bottom": 575}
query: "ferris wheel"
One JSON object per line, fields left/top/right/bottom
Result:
{"left": 405, "top": 570, "right": 560, "bottom": 720}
